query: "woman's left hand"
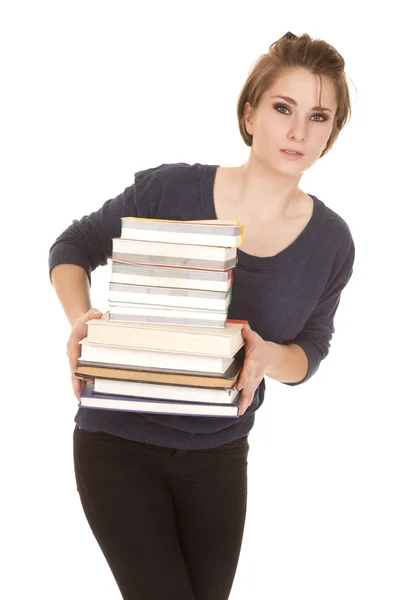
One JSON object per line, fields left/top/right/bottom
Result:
{"left": 236, "top": 323, "right": 273, "bottom": 416}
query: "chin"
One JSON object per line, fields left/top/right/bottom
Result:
{"left": 272, "top": 160, "right": 306, "bottom": 176}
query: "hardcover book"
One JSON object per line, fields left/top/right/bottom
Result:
{"left": 120, "top": 217, "right": 244, "bottom": 248}
{"left": 79, "top": 382, "right": 240, "bottom": 418}
{"left": 85, "top": 312, "right": 247, "bottom": 356}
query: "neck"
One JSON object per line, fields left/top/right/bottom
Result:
{"left": 230, "top": 154, "right": 303, "bottom": 220}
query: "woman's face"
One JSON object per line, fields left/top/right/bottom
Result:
{"left": 244, "top": 67, "right": 338, "bottom": 175}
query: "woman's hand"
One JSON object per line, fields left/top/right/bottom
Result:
{"left": 236, "top": 323, "right": 273, "bottom": 416}
{"left": 67, "top": 307, "right": 103, "bottom": 400}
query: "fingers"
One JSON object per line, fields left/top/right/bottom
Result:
{"left": 235, "top": 363, "right": 247, "bottom": 391}
{"left": 68, "top": 347, "right": 80, "bottom": 371}
{"left": 71, "top": 373, "right": 83, "bottom": 401}
{"left": 85, "top": 307, "right": 103, "bottom": 321}
{"left": 67, "top": 312, "right": 99, "bottom": 399}
{"left": 238, "top": 388, "right": 254, "bottom": 416}
{"left": 236, "top": 362, "right": 252, "bottom": 391}
{"left": 238, "top": 372, "right": 257, "bottom": 416}
{"left": 67, "top": 338, "right": 82, "bottom": 398}
{"left": 67, "top": 309, "right": 102, "bottom": 401}
{"left": 71, "top": 375, "right": 93, "bottom": 401}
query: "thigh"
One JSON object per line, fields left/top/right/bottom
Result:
{"left": 169, "top": 436, "right": 249, "bottom": 600}
{"left": 73, "top": 425, "right": 195, "bottom": 600}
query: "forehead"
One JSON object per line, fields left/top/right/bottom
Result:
{"left": 267, "top": 67, "right": 337, "bottom": 110}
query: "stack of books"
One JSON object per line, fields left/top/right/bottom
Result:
{"left": 75, "top": 218, "right": 247, "bottom": 418}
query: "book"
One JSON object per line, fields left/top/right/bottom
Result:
{"left": 108, "top": 282, "right": 232, "bottom": 311}
{"left": 79, "top": 382, "right": 240, "bottom": 418}
{"left": 108, "top": 302, "right": 228, "bottom": 328}
{"left": 91, "top": 378, "right": 239, "bottom": 404}
{"left": 112, "top": 238, "right": 238, "bottom": 270}
{"left": 110, "top": 260, "right": 233, "bottom": 292}
{"left": 120, "top": 217, "right": 244, "bottom": 248}
{"left": 85, "top": 312, "right": 247, "bottom": 356}
{"left": 78, "top": 340, "right": 237, "bottom": 373}
{"left": 76, "top": 346, "right": 245, "bottom": 386}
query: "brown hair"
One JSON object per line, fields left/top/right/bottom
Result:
{"left": 237, "top": 32, "right": 355, "bottom": 158}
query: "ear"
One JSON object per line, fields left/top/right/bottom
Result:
{"left": 244, "top": 101, "right": 255, "bottom": 136}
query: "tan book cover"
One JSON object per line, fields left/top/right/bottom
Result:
{"left": 85, "top": 312, "right": 247, "bottom": 357}
{"left": 75, "top": 346, "right": 244, "bottom": 388}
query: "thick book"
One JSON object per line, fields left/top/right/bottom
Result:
{"left": 108, "top": 302, "right": 227, "bottom": 328}
{"left": 85, "top": 312, "right": 247, "bottom": 356}
{"left": 76, "top": 346, "right": 245, "bottom": 387}
{"left": 78, "top": 340, "right": 237, "bottom": 373}
{"left": 110, "top": 260, "right": 233, "bottom": 292}
{"left": 108, "top": 282, "right": 232, "bottom": 311}
{"left": 120, "top": 217, "right": 244, "bottom": 248}
{"left": 91, "top": 378, "right": 239, "bottom": 405}
{"left": 112, "top": 238, "right": 238, "bottom": 270}
{"left": 79, "top": 382, "right": 240, "bottom": 418}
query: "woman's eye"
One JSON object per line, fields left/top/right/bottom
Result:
{"left": 312, "top": 114, "right": 327, "bottom": 122}
{"left": 275, "top": 104, "right": 290, "bottom": 114}
{"left": 274, "top": 104, "right": 327, "bottom": 122}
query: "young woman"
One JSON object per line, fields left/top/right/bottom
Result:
{"left": 49, "top": 32, "right": 355, "bottom": 600}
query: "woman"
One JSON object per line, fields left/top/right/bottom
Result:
{"left": 49, "top": 32, "right": 355, "bottom": 600}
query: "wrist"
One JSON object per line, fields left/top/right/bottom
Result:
{"left": 69, "top": 313, "right": 86, "bottom": 328}
{"left": 263, "top": 340, "right": 280, "bottom": 376}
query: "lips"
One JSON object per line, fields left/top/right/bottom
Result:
{"left": 280, "top": 149, "right": 304, "bottom": 160}
{"left": 281, "top": 148, "right": 304, "bottom": 155}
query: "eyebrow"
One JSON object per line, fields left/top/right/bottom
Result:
{"left": 271, "top": 95, "right": 333, "bottom": 113}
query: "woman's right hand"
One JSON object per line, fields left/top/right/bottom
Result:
{"left": 67, "top": 307, "right": 103, "bottom": 400}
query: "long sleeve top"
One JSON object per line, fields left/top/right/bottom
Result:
{"left": 48, "top": 162, "right": 355, "bottom": 450}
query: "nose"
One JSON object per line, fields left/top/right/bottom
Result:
{"left": 288, "top": 122, "right": 306, "bottom": 143}
{"left": 289, "top": 131, "right": 305, "bottom": 143}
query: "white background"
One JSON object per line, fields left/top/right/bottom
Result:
{"left": 2, "top": 1, "right": 399, "bottom": 599}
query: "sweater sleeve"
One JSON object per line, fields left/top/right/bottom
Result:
{"left": 283, "top": 236, "right": 355, "bottom": 386}
{"left": 48, "top": 163, "right": 177, "bottom": 285}
{"left": 48, "top": 183, "right": 138, "bottom": 285}
{"left": 47, "top": 161, "right": 168, "bottom": 285}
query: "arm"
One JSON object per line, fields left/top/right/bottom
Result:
{"left": 49, "top": 182, "right": 138, "bottom": 397}
{"left": 51, "top": 264, "right": 92, "bottom": 327}
{"left": 281, "top": 238, "right": 355, "bottom": 386}
{"left": 48, "top": 182, "right": 138, "bottom": 286}
{"left": 237, "top": 238, "right": 355, "bottom": 414}
{"left": 263, "top": 341, "right": 309, "bottom": 383}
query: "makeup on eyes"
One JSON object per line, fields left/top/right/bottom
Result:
{"left": 273, "top": 103, "right": 328, "bottom": 122}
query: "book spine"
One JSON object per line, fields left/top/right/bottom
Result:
{"left": 226, "top": 318, "right": 248, "bottom": 324}
{"left": 112, "top": 257, "right": 233, "bottom": 275}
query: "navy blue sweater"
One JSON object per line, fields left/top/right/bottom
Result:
{"left": 49, "top": 163, "right": 355, "bottom": 449}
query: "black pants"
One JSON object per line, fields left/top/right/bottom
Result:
{"left": 73, "top": 425, "right": 249, "bottom": 600}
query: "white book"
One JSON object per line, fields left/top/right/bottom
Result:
{"left": 79, "top": 339, "right": 235, "bottom": 373}
{"left": 94, "top": 378, "right": 239, "bottom": 404}
{"left": 113, "top": 238, "right": 236, "bottom": 260}
{"left": 109, "top": 303, "right": 227, "bottom": 328}
{"left": 80, "top": 383, "right": 240, "bottom": 418}
{"left": 120, "top": 217, "right": 243, "bottom": 248}
{"left": 108, "top": 282, "right": 231, "bottom": 311}
{"left": 110, "top": 261, "right": 233, "bottom": 292}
